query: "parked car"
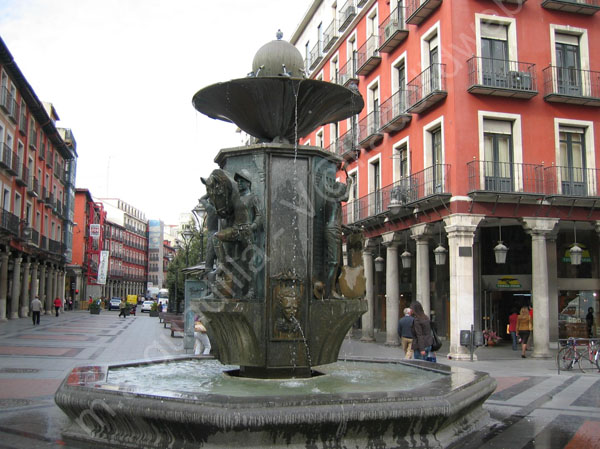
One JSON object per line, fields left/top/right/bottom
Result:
{"left": 141, "top": 300, "right": 155, "bottom": 313}
{"left": 109, "top": 297, "right": 122, "bottom": 311}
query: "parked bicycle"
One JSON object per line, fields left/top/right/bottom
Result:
{"left": 557, "top": 338, "right": 599, "bottom": 373}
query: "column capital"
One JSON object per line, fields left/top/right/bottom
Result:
{"left": 522, "top": 217, "right": 559, "bottom": 236}
{"left": 443, "top": 213, "right": 485, "bottom": 236}
{"left": 410, "top": 223, "right": 431, "bottom": 240}
{"left": 363, "top": 238, "right": 379, "bottom": 253}
{"left": 381, "top": 231, "right": 400, "bottom": 246}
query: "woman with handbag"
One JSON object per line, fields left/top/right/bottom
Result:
{"left": 410, "top": 301, "right": 433, "bottom": 361}
{"left": 516, "top": 305, "right": 532, "bottom": 358}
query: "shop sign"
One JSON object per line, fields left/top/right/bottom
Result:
{"left": 496, "top": 276, "right": 521, "bottom": 289}
{"left": 90, "top": 224, "right": 101, "bottom": 239}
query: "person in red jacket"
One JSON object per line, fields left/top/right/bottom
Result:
{"left": 53, "top": 297, "right": 62, "bottom": 317}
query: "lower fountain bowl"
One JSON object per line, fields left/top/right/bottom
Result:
{"left": 55, "top": 357, "right": 496, "bottom": 449}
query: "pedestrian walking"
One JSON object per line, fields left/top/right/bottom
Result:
{"left": 586, "top": 307, "right": 594, "bottom": 338}
{"left": 118, "top": 298, "right": 127, "bottom": 318}
{"left": 31, "top": 296, "right": 42, "bottom": 325}
{"left": 53, "top": 297, "right": 62, "bottom": 317}
{"left": 397, "top": 307, "right": 414, "bottom": 359}
{"left": 508, "top": 308, "right": 519, "bottom": 350}
{"left": 410, "top": 301, "right": 433, "bottom": 361}
{"left": 516, "top": 305, "right": 532, "bottom": 358}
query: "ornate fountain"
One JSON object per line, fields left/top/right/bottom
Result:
{"left": 54, "top": 34, "right": 496, "bottom": 449}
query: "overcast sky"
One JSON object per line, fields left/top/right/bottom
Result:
{"left": 0, "top": 0, "right": 312, "bottom": 224}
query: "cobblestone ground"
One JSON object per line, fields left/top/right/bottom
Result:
{"left": 0, "top": 312, "right": 598, "bottom": 448}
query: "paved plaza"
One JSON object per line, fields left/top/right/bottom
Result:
{"left": 0, "top": 311, "right": 598, "bottom": 449}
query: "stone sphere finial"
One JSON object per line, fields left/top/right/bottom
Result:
{"left": 252, "top": 37, "right": 304, "bottom": 78}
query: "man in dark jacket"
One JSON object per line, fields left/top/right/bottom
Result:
{"left": 398, "top": 308, "right": 415, "bottom": 359}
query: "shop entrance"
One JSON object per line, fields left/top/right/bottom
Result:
{"left": 482, "top": 290, "right": 531, "bottom": 340}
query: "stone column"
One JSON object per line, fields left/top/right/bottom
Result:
{"left": 445, "top": 214, "right": 485, "bottom": 360}
{"left": 0, "top": 250, "right": 9, "bottom": 321}
{"left": 52, "top": 269, "right": 59, "bottom": 308}
{"left": 547, "top": 230, "right": 559, "bottom": 344}
{"left": 10, "top": 256, "right": 22, "bottom": 319}
{"left": 39, "top": 263, "right": 47, "bottom": 314}
{"left": 523, "top": 217, "right": 559, "bottom": 359}
{"left": 383, "top": 233, "right": 400, "bottom": 346}
{"left": 30, "top": 261, "right": 39, "bottom": 301}
{"left": 361, "top": 241, "right": 375, "bottom": 342}
{"left": 411, "top": 223, "right": 431, "bottom": 315}
{"left": 20, "top": 258, "right": 31, "bottom": 318}
{"left": 45, "top": 265, "right": 54, "bottom": 314}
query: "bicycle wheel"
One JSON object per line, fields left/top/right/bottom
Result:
{"left": 578, "top": 347, "right": 597, "bottom": 373}
{"left": 557, "top": 346, "right": 580, "bottom": 371}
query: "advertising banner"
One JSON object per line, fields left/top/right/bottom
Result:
{"left": 98, "top": 250, "right": 109, "bottom": 285}
{"left": 90, "top": 224, "right": 101, "bottom": 239}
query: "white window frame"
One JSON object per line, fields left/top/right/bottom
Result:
{"left": 368, "top": 153, "right": 382, "bottom": 194}
{"left": 420, "top": 21, "right": 441, "bottom": 71}
{"left": 423, "top": 116, "right": 445, "bottom": 196}
{"left": 550, "top": 24, "right": 590, "bottom": 96}
{"left": 554, "top": 117, "right": 596, "bottom": 195}
{"left": 475, "top": 13, "right": 518, "bottom": 61}
{"left": 393, "top": 136, "right": 410, "bottom": 183}
{"left": 477, "top": 110, "right": 523, "bottom": 191}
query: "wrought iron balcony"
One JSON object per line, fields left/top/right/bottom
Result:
{"left": 30, "top": 228, "right": 39, "bottom": 246}
{"left": 467, "top": 57, "right": 537, "bottom": 99}
{"left": 407, "top": 63, "right": 447, "bottom": 113}
{"left": 0, "top": 142, "right": 12, "bottom": 170}
{"left": 356, "top": 35, "right": 381, "bottom": 76}
{"left": 27, "top": 175, "right": 38, "bottom": 197}
{"left": 342, "top": 164, "right": 451, "bottom": 225}
{"left": 467, "top": 160, "right": 544, "bottom": 196}
{"left": 49, "top": 239, "right": 64, "bottom": 254}
{"left": 405, "top": 0, "right": 443, "bottom": 26}
{"left": 323, "top": 20, "right": 339, "bottom": 52}
{"left": 339, "top": 0, "right": 357, "bottom": 32}
{"left": 16, "top": 164, "right": 27, "bottom": 187}
{"left": 338, "top": 57, "right": 358, "bottom": 87}
{"left": 0, "top": 87, "right": 18, "bottom": 122}
{"left": 379, "top": 90, "right": 411, "bottom": 133}
{"left": 0, "top": 209, "right": 19, "bottom": 236}
{"left": 358, "top": 110, "right": 383, "bottom": 149}
{"left": 309, "top": 41, "right": 323, "bottom": 71}
{"left": 19, "top": 110, "right": 27, "bottom": 136}
{"left": 544, "top": 165, "right": 600, "bottom": 198}
{"left": 379, "top": 7, "right": 408, "bottom": 53}
{"left": 8, "top": 152, "right": 20, "bottom": 176}
{"left": 541, "top": 0, "right": 599, "bottom": 15}
{"left": 542, "top": 65, "right": 600, "bottom": 106}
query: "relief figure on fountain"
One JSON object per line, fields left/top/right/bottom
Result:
{"left": 201, "top": 169, "right": 253, "bottom": 299}
{"left": 323, "top": 163, "right": 352, "bottom": 299}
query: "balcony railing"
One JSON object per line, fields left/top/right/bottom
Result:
{"left": 342, "top": 164, "right": 451, "bottom": 225}
{"left": 379, "top": 7, "right": 408, "bottom": 53}
{"left": 16, "top": 164, "right": 27, "bottom": 187}
{"left": 379, "top": 90, "right": 412, "bottom": 133}
{"left": 323, "top": 19, "right": 339, "bottom": 52}
{"left": 9, "top": 152, "right": 20, "bottom": 176}
{"left": 407, "top": 63, "right": 447, "bottom": 113}
{"left": 356, "top": 35, "right": 381, "bottom": 76}
{"left": 0, "top": 142, "right": 12, "bottom": 170}
{"left": 0, "top": 87, "right": 18, "bottom": 122}
{"left": 338, "top": 56, "right": 358, "bottom": 87}
{"left": 467, "top": 57, "right": 537, "bottom": 99}
{"left": 541, "top": 0, "right": 599, "bottom": 15}
{"left": 467, "top": 160, "right": 545, "bottom": 195}
{"left": 358, "top": 110, "right": 383, "bottom": 149}
{"left": 544, "top": 165, "right": 600, "bottom": 197}
{"left": 339, "top": 0, "right": 357, "bottom": 32}
{"left": 542, "top": 65, "right": 600, "bottom": 106}
{"left": 406, "top": 0, "right": 443, "bottom": 25}
{"left": 0, "top": 209, "right": 20, "bottom": 236}
{"left": 328, "top": 130, "right": 359, "bottom": 160}
{"left": 309, "top": 40, "right": 323, "bottom": 71}
{"left": 49, "top": 239, "right": 63, "bottom": 254}
{"left": 30, "top": 228, "right": 39, "bottom": 246}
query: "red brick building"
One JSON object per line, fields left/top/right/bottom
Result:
{"left": 0, "top": 37, "right": 77, "bottom": 319}
{"left": 293, "top": 0, "right": 600, "bottom": 358}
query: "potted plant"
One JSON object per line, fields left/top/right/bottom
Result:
{"left": 149, "top": 302, "right": 160, "bottom": 317}
{"left": 483, "top": 329, "right": 500, "bottom": 346}
{"left": 89, "top": 301, "right": 101, "bottom": 315}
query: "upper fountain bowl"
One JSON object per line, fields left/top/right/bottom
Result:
{"left": 192, "top": 34, "right": 364, "bottom": 143}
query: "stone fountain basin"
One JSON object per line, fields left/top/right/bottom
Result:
{"left": 192, "top": 77, "right": 364, "bottom": 143}
{"left": 55, "top": 356, "right": 496, "bottom": 449}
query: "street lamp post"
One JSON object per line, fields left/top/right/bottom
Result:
{"left": 166, "top": 253, "right": 177, "bottom": 314}
{"left": 175, "top": 228, "right": 194, "bottom": 314}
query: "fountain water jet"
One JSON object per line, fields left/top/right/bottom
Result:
{"left": 54, "top": 33, "right": 496, "bottom": 449}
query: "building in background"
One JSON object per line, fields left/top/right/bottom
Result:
{"left": 0, "top": 36, "right": 76, "bottom": 319}
{"left": 292, "top": 0, "right": 600, "bottom": 358}
{"left": 147, "top": 219, "right": 165, "bottom": 293}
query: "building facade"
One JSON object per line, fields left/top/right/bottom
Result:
{"left": 0, "top": 37, "right": 76, "bottom": 318}
{"left": 292, "top": 0, "right": 600, "bottom": 358}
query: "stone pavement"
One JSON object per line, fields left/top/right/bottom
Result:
{"left": 0, "top": 312, "right": 598, "bottom": 449}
